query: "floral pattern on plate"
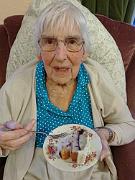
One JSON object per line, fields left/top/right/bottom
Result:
{"left": 43, "top": 124, "right": 102, "bottom": 172}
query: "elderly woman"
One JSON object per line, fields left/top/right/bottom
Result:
{"left": 0, "top": 1, "right": 135, "bottom": 180}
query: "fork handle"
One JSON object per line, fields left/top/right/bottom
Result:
{"left": 30, "top": 130, "right": 48, "bottom": 136}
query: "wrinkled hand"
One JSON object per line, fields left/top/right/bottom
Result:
{"left": 0, "top": 119, "right": 35, "bottom": 151}
{"left": 95, "top": 128, "right": 110, "bottom": 161}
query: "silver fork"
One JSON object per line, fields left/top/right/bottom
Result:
{"left": 1, "top": 127, "right": 69, "bottom": 139}
{"left": 29, "top": 130, "right": 69, "bottom": 138}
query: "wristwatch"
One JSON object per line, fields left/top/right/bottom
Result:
{"left": 94, "top": 127, "right": 115, "bottom": 143}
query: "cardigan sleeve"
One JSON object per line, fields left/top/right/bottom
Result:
{"left": 0, "top": 84, "right": 13, "bottom": 127}
{"left": 0, "top": 75, "right": 29, "bottom": 156}
{"left": 0, "top": 85, "right": 12, "bottom": 157}
{"left": 0, "top": 61, "right": 36, "bottom": 157}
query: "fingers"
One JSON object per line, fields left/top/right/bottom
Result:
{"left": 0, "top": 128, "right": 30, "bottom": 141}
{"left": 4, "top": 119, "right": 35, "bottom": 130}
{"left": 100, "top": 139, "right": 110, "bottom": 161}
{"left": 24, "top": 119, "right": 35, "bottom": 131}
{"left": 0, "top": 131, "right": 34, "bottom": 151}
{"left": 0, "top": 119, "right": 35, "bottom": 151}
{"left": 4, "top": 120, "right": 23, "bottom": 130}
{"left": 94, "top": 128, "right": 111, "bottom": 161}
{"left": 0, "top": 119, "right": 35, "bottom": 141}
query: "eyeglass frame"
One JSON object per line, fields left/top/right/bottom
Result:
{"left": 38, "top": 36, "right": 85, "bottom": 52}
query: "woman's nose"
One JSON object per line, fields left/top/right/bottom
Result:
{"left": 54, "top": 42, "right": 67, "bottom": 61}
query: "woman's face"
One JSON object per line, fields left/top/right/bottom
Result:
{"left": 40, "top": 27, "right": 87, "bottom": 85}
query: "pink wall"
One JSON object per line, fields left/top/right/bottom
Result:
{"left": 0, "top": 0, "right": 31, "bottom": 23}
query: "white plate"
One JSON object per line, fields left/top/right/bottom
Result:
{"left": 43, "top": 124, "right": 102, "bottom": 172}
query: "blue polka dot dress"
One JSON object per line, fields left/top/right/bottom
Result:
{"left": 35, "top": 60, "right": 94, "bottom": 147}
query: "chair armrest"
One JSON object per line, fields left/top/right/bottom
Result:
{"left": 0, "top": 157, "right": 7, "bottom": 180}
{"left": 112, "top": 140, "right": 135, "bottom": 180}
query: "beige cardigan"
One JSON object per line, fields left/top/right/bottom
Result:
{"left": 0, "top": 59, "right": 135, "bottom": 180}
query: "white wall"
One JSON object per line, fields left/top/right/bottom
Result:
{"left": 0, "top": 0, "right": 31, "bottom": 23}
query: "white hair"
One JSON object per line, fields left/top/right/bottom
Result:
{"left": 34, "top": 0, "right": 91, "bottom": 55}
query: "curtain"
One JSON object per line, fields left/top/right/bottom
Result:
{"left": 81, "top": 0, "right": 135, "bottom": 23}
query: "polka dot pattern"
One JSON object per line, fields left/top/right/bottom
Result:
{"left": 35, "top": 61, "right": 94, "bottom": 147}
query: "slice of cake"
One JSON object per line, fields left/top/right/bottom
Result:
{"left": 56, "top": 127, "right": 94, "bottom": 164}
{"left": 77, "top": 135, "right": 92, "bottom": 164}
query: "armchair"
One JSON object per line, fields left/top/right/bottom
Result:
{"left": 0, "top": 14, "right": 135, "bottom": 180}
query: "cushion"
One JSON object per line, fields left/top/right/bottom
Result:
{"left": 6, "top": 0, "right": 126, "bottom": 101}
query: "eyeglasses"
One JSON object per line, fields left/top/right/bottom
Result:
{"left": 39, "top": 36, "right": 84, "bottom": 52}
